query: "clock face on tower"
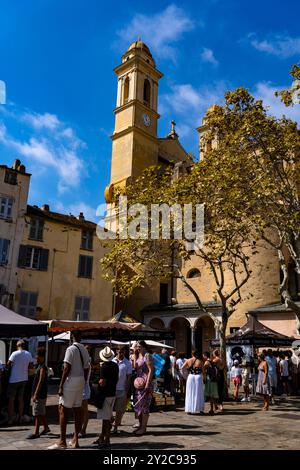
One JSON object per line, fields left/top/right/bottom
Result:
{"left": 142, "top": 113, "right": 151, "bottom": 127}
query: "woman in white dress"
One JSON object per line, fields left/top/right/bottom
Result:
{"left": 182, "top": 350, "right": 204, "bottom": 415}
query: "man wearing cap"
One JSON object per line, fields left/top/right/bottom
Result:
{"left": 48, "top": 331, "right": 90, "bottom": 450}
{"left": 93, "top": 346, "right": 119, "bottom": 448}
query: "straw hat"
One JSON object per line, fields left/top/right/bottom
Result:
{"left": 99, "top": 346, "right": 115, "bottom": 362}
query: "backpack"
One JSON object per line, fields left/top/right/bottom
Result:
{"left": 207, "top": 362, "right": 219, "bottom": 382}
{"left": 152, "top": 353, "right": 166, "bottom": 378}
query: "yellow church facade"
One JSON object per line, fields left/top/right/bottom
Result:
{"left": 106, "top": 41, "right": 299, "bottom": 353}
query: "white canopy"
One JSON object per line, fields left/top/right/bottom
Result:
{"left": 49, "top": 331, "right": 128, "bottom": 345}
{"left": 49, "top": 332, "right": 173, "bottom": 349}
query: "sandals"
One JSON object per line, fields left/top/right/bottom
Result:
{"left": 47, "top": 443, "right": 67, "bottom": 450}
{"left": 68, "top": 440, "right": 80, "bottom": 448}
{"left": 40, "top": 428, "right": 51, "bottom": 436}
{"left": 26, "top": 433, "right": 40, "bottom": 439}
{"left": 98, "top": 442, "right": 111, "bottom": 449}
{"left": 92, "top": 438, "right": 102, "bottom": 445}
{"left": 134, "top": 429, "right": 146, "bottom": 436}
{"left": 111, "top": 428, "right": 121, "bottom": 435}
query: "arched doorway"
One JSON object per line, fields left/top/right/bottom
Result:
{"left": 194, "top": 316, "right": 215, "bottom": 354}
{"left": 170, "top": 317, "right": 191, "bottom": 355}
{"left": 149, "top": 318, "right": 165, "bottom": 330}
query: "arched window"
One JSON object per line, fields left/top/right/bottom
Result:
{"left": 143, "top": 79, "right": 151, "bottom": 105}
{"left": 187, "top": 268, "right": 201, "bottom": 279}
{"left": 123, "top": 77, "right": 129, "bottom": 104}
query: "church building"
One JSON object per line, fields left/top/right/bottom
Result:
{"left": 105, "top": 41, "right": 300, "bottom": 353}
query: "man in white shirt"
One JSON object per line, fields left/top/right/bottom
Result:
{"left": 112, "top": 347, "right": 132, "bottom": 434}
{"left": 48, "top": 330, "right": 89, "bottom": 450}
{"left": 7, "top": 340, "right": 33, "bottom": 424}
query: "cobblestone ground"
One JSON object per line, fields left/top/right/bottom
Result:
{"left": 0, "top": 385, "right": 299, "bottom": 450}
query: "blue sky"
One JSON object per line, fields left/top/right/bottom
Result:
{"left": 0, "top": 0, "right": 299, "bottom": 221}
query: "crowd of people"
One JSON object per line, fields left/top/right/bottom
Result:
{"left": 0, "top": 336, "right": 300, "bottom": 449}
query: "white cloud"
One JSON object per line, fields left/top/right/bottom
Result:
{"left": 200, "top": 47, "right": 218, "bottom": 66}
{"left": 22, "top": 112, "right": 60, "bottom": 130}
{"left": 117, "top": 4, "right": 195, "bottom": 61}
{"left": 54, "top": 201, "right": 98, "bottom": 222}
{"left": 161, "top": 84, "right": 201, "bottom": 114}
{"left": 249, "top": 33, "right": 300, "bottom": 59}
{"left": 161, "top": 81, "right": 226, "bottom": 119}
{"left": 0, "top": 107, "right": 87, "bottom": 193}
{"left": 160, "top": 81, "right": 227, "bottom": 147}
{"left": 254, "top": 82, "right": 300, "bottom": 124}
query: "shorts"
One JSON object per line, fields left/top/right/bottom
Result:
{"left": 32, "top": 398, "right": 46, "bottom": 416}
{"left": 7, "top": 381, "right": 27, "bottom": 399}
{"left": 82, "top": 382, "right": 91, "bottom": 401}
{"left": 233, "top": 377, "right": 242, "bottom": 387}
{"left": 114, "top": 390, "right": 127, "bottom": 413}
{"left": 97, "top": 396, "right": 115, "bottom": 421}
{"left": 59, "top": 376, "right": 85, "bottom": 409}
{"left": 242, "top": 376, "right": 249, "bottom": 387}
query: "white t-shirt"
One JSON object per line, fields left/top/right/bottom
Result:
{"left": 176, "top": 358, "right": 186, "bottom": 370}
{"left": 280, "top": 359, "right": 289, "bottom": 377}
{"left": 231, "top": 366, "right": 242, "bottom": 378}
{"left": 63, "top": 342, "right": 90, "bottom": 378}
{"left": 9, "top": 349, "right": 33, "bottom": 383}
{"left": 113, "top": 357, "right": 132, "bottom": 391}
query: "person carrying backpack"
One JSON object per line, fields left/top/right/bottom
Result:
{"left": 203, "top": 351, "right": 219, "bottom": 415}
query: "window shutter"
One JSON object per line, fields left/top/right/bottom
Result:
{"left": 29, "top": 219, "right": 37, "bottom": 239}
{"left": 19, "top": 306, "right": 27, "bottom": 316}
{"left": 0, "top": 239, "right": 8, "bottom": 263}
{"left": 19, "top": 291, "right": 29, "bottom": 316}
{"left": 39, "top": 249, "right": 49, "bottom": 271}
{"left": 81, "top": 231, "right": 86, "bottom": 249}
{"left": 78, "top": 256, "right": 84, "bottom": 277}
{"left": 18, "top": 245, "right": 28, "bottom": 268}
{"left": 19, "top": 291, "right": 29, "bottom": 306}
{"left": 83, "top": 297, "right": 90, "bottom": 311}
{"left": 88, "top": 231, "right": 93, "bottom": 249}
{"left": 28, "top": 293, "right": 38, "bottom": 318}
{"left": 75, "top": 296, "right": 82, "bottom": 311}
{"left": 29, "top": 292, "right": 38, "bottom": 306}
{"left": 2, "top": 239, "right": 10, "bottom": 264}
{"left": 37, "top": 220, "right": 44, "bottom": 240}
{"left": 7, "top": 198, "right": 13, "bottom": 218}
{"left": 86, "top": 256, "right": 93, "bottom": 278}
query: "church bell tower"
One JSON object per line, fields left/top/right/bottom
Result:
{"left": 107, "top": 41, "right": 163, "bottom": 194}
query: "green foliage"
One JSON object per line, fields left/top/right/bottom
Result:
{"left": 275, "top": 63, "right": 300, "bottom": 106}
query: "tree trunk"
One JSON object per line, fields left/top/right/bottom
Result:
{"left": 278, "top": 248, "right": 300, "bottom": 335}
{"left": 219, "top": 315, "right": 229, "bottom": 400}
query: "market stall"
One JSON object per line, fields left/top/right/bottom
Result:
{"left": 211, "top": 315, "right": 294, "bottom": 395}
{"left": 109, "top": 311, "right": 175, "bottom": 341}
{"left": 0, "top": 304, "right": 48, "bottom": 361}
{"left": 211, "top": 315, "right": 294, "bottom": 366}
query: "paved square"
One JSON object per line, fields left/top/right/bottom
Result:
{"left": 0, "top": 386, "right": 299, "bottom": 450}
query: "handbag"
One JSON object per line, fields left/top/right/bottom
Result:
{"left": 134, "top": 377, "right": 146, "bottom": 390}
